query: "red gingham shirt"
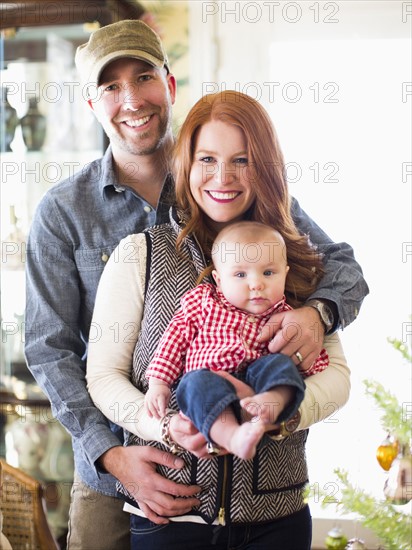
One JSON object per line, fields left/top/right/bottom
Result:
{"left": 146, "top": 283, "right": 329, "bottom": 386}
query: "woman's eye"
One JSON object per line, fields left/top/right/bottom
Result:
{"left": 234, "top": 157, "right": 248, "bottom": 164}
{"left": 200, "top": 156, "right": 214, "bottom": 163}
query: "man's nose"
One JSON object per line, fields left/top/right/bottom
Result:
{"left": 121, "top": 83, "right": 143, "bottom": 111}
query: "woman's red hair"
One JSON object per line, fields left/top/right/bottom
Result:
{"left": 174, "top": 91, "right": 323, "bottom": 306}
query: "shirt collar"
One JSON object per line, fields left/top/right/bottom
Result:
{"left": 99, "top": 146, "right": 174, "bottom": 207}
{"left": 99, "top": 146, "right": 119, "bottom": 198}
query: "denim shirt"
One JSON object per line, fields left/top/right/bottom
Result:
{"left": 24, "top": 146, "right": 369, "bottom": 497}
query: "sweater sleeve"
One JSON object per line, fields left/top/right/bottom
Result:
{"left": 86, "top": 233, "right": 163, "bottom": 442}
{"left": 298, "top": 332, "right": 350, "bottom": 430}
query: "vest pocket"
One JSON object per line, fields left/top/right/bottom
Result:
{"left": 252, "top": 431, "right": 308, "bottom": 494}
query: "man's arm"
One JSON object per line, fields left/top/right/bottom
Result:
{"left": 25, "top": 195, "right": 120, "bottom": 467}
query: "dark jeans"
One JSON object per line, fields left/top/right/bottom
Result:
{"left": 130, "top": 505, "right": 312, "bottom": 549}
{"left": 176, "top": 354, "right": 305, "bottom": 441}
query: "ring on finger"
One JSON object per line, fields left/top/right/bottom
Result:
{"left": 294, "top": 351, "right": 303, "bottom": 363}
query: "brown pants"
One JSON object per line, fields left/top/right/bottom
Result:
{"left": 67, "top": 474, "right": 130, "bottom": 550}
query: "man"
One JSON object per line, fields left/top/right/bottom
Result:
{"left": 25, "top": 20, "right": 201, "bottom": 550}
{"left": 25, "top": 19, "right": 368, "bottom": 550}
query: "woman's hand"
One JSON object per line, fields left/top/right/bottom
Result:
{"left": 170, "top": 412, "right": 231, "bottom": 458}
{"left": 212, "top": 371, "right": 280, "bottom": 431}
{"left": 169, "top": 412, "right": 210, "bottom": 459}
{"left": 258, "top": 306, "right": 325, "bottom": 372}
{"left": 212, "top": 370, "right": 255, "bottom": 400}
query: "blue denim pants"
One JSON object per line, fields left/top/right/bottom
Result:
{"left": 130, "top": 505, "right": 312, "bottom": 549}
{"left": 176, "top": 354, "right": 305, "bottom": 442}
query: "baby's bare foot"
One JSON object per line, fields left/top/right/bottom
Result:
{"left": 228, "top": 421, "right": 265, "bottom": 460}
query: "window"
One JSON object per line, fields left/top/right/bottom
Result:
{"left": 269, "top": 34, "right": 411, "bottom": 546}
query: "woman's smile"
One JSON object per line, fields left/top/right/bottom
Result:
{"left": 189, "top": 119, "right": 256, "bottom": 230}
{"left": 205, "top": 190, "right": 242, "bottom": 202}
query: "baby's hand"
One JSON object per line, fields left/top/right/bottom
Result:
{"left": 145, "top": 382, "right": 171, "bottom": 419}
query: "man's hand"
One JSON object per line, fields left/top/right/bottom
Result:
{"left": 258, "top": 306, "right": 325, "bottom": 371}
{"left": 99, "top": 445, "right": 201, "bottom": 524}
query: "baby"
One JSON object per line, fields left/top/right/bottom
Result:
{"left": 145, "top": 221, "right": 328, "bottom": 460}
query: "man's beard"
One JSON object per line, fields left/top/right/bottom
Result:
{"left": 110, "top": 105, "right": 172, "bottom": 156}
{"left": 115, "top": 128, "right": 168, "bottom": 156}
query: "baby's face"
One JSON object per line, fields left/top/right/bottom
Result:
{"left": 212, "top": 236, "right": 289, "bottom": 315}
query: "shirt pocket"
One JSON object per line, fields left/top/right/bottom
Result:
{"left": 74, "top": 245, "right": 116, "bottom": 314}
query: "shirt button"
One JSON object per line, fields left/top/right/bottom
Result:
{"left": 144, "top": 205, "right": 152, "bottom": 213}
{"left": 101, "top": 253, "right": 109, "bottom": 262}
{"left": 247, "top": 316, "right": 257, "bottom": 323}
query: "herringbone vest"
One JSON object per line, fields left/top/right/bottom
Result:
{"left": 119, "top": 213, "right": 309, "bottom": 524}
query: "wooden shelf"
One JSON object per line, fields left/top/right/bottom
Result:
{"left": 0, "top": 0, "right": 145, "bottom": 30}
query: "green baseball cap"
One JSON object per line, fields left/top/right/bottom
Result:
{"left": 75, "top": 19, "right": 169, "bottom": 91}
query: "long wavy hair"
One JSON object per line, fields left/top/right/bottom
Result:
{"left": 174, "top": 91, "right": 324, "bottom": 307}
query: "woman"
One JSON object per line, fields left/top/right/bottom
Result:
{"left": 87, "top": 91, "right": 350, "bottom": 549}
